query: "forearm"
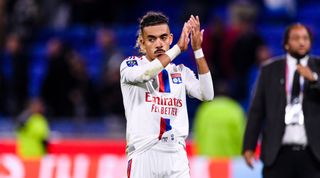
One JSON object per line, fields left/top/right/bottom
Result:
{"left": 243, "top": 71, "right": 266, "bottom": 151}
{"left": 193, "top": 48, "right": 209, "bottom": 74}
{"left": 243, "top": 97, "right": 265, "bottom": 151}
{"left": 194, "top": 51, "right": 212, "bottom": 100}
{"left": 121, "top": 45, "right": 181, "bottom": 84}
{"left": 196, "top": 57, "right": 210, "bottom": 74}
{"left": 195, "top": 49, "right": 213, "bottom": 100}
{"left": 199, "top": 72, "right": 214, "bottom": 100}
{"left": 140, "top": 45, "right": 182, "bottom": 81}
{"left": 140, "top": 44, "right": 182, "bottom": 81}
{"left": 121, "top": 59, "right": 163, "bottom": 83}
{"left": 159, "top": 44, "right": 181, "bottom": 67}
{"left": 243, "top": 111, "right": 264, "bottom": 151}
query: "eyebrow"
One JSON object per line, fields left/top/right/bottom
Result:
{"left": 147, "top": 33, "right": 169, "bottom": 39}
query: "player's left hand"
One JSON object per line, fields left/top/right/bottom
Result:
{"left": 177, "top": 21, "right": 192, "bottom": 52}
{"left": 297, "top": 64, "right": 317, "bottom": 82}
{"left": 189, "top": 15, "right": 203, "bottom": 51}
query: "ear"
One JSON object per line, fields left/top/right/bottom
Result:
{"left": 169, "top": 33, "right": 173, "bottom": 45}
{"left": 285, "top": 44, "right": 289, "bottom": 50}
{"left": 140, "top": 40, "right": 145, "bottom": 47}
{"left": 140, "top": 38, "right": 144, "bottom": 45}
{"left": 139, "top": 37, "right": 146, "bottom": 53}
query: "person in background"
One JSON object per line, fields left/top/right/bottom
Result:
{"left": 229, "top": 1, "right": 267, "bottom": 104}
{"left": 67, "top": 50, "right": 99, "bottom": 121}
{"left": 16, "top": 98, "right": 49, "bottom": 159}
{"left": 193, "top": 80, "right": 245, "bottom": 157}
{"left": 243, "top": 23, "right": 320, "bottom": 178}
{"left": 96, "top": 28, "right": 125, "bottom": 119}
{"left": 41, "top": 38, "right": 73, "bottom": 117}
{"left": 1, "top": 33, "right": 29, "bottom": 116}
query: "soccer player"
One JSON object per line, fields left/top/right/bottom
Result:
{"left": 120, "top": 11, "right": 214, "bottom": 178}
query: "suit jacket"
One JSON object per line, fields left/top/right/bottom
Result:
{"left": 243, "top": 55, "right": 320, "bottom": 166}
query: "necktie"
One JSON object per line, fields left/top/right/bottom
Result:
{"left": 291, "top": 59, "right": 301, "bottom": 103}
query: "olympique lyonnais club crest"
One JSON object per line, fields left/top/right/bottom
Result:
{"left": 171, "top": 73, "right": 182, "bottom": 84}
{"left": 126, "top": 60, "right": 138, "bottom": 67}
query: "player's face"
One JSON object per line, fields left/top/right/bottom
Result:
{"left": 285, "top": 26, "right": 311, "bottom": 58}
{"left": 141, "top": 24, "right": 173, "bottom": 61}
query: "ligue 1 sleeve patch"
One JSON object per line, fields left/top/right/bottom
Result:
{"left": 126, "top": 60, "right": 138, "bottom": 67}
{"left": 171, "top": 73, "right": 182, "bottom": 84}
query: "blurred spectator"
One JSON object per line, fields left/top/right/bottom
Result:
{"left": 0, "top": 70, "right": 6, "bottom": 116}
{"left": 96, "top": 28, "right": 125, "bottom": 127}
{"left": 70, "top": 0, "right": 137, "bottom": 24}
{"left": 0, "top": 33, "right": 29, "bottom": 116}
{"left": 244, "top": 45, "right": 271, "bottom": 110}
{"left": 96, "top": 28, "right": 124, "bottom": 78}
{"left": 99, "top": 60, "right": 125, "bottom": 124}
{"left": 16, "top": 98, "right": 49, "bottom": 159}
{"left": 68, "top": 50, "right": 99, "bottom": 119}
{"left": 202, "top": 16, "right": 229, "bottom": 80}
{"left": 229, "top": 1, "right": 269, "bottom": 103}
{"left": 0, "top": 0, "right": 5, "bottom": 47}
{"left": 41, "top": 0, "right": 71, "bottom": 29}
{"left": 41, "top": 38, "right": 74, "bottom": 117}
{"left": 193, "top": 80, "right": 245, "bottom": 157}
{"left": 6, "top": 0, "right": 42, "bottom": 43}
{"left": 203, "top": 1, "right": 269, "bottom": 104}
{"left": 70, "top": 0, "right": 103, "bottom": 24}
{"left": 203, "top": 1, "right": 252, "bottom": 82}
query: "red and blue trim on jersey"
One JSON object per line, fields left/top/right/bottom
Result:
{"left": 158, "top": 117, "right": 172, "bottom": 140}
{"left": 127, "top": 159, "right": 132, "bottom": 178}
{"left": 158, "top": 69, "right": 171, "bottom": 93}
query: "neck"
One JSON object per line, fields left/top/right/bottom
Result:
{"left": 146, "top": 56, "right": 153, "bottom": 62}
{"left": 289, "top": 52, "right": 308, "bottom": 60}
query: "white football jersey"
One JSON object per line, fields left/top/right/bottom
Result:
{"left": 120, "top": 55, "right": 213, "bottom": 160}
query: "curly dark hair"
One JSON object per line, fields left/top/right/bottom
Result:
{"left": 139, "top": 11, "right": 169, "bottom": 31}
{"left": 135, "top": 11, "right": 170, "bottom": 54}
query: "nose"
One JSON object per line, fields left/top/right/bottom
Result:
{"left": 155, "top": 38, "right": 164, "bottom": 48}
{"left": 298, "top": 38, "right": 305, "bottom": 45}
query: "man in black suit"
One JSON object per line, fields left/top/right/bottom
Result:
{"left": 243, "top": 23, "right": 320, "bottom": 178}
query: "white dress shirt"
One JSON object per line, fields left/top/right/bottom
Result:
{"left": 282, "top": 54, "right": 308, "bottom": 145}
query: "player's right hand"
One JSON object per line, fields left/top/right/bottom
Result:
{"left": 297, "top": 64, "right": 318, "bottom": 82}
{"left": 243, "top": 150, "right": 255, "bottom": 169}
{"left": 177, "top": 22, "right": 191, "bottom": 52}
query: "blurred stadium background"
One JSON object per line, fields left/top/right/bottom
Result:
{"left": 0, "top": 0, "right": 319, "bottom": 177}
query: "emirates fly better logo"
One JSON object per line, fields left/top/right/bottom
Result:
{"left": 145, "top": 92, "right": 182, "bottom": 116}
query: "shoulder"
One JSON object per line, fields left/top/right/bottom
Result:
{"left": 261, "top": 55, "right": 285, "bottom": 69}
{"left": 172, "top": 64, "right": 197, "bottom": 77}
{"left": 309, "top": 55, "right": 320, "bottom": 70}
{"left": 310, "top": 55, "right": 320, "bottom": 62}
{"left": 174, "top": 63, "right": 192, "bottom": 73}
{"left": 120, "top": 56, "right": 142, "bottom": 68}
{"left": 122, "top": 56, "right": 142, "bottom": 63}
